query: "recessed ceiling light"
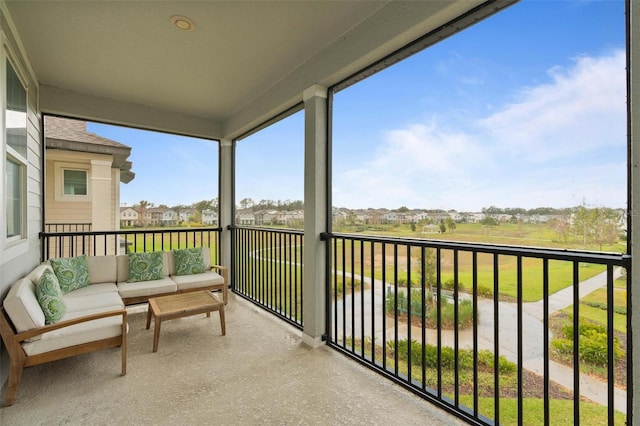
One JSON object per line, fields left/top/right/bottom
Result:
{"left": 170, "top": 15, "right": 195, "bottom": 31}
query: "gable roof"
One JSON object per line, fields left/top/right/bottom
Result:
{"left": 45, "top": 116, "right": 135, "bottom": 183}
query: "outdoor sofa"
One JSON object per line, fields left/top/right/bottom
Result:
{"left": 0, "top": 247, "right": 227, "bottom": 406}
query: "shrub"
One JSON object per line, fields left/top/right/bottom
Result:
{"left": 425, "top": 298, "right": 475, "bottom": 329}
{"left": 442, "top": 279, "right": 466, "bottom": 292}
{"left": 385, "top": 290, "right": 476, "bottom": 329}
{"left": 477, "top": 284, "right": 493, "bottom": 298}
{"left": 582, "top": 300, "right": 627, "bottom": 315}
{"left": 553, "top": 318, "right": 624, "bottom": 366}
{"left": 395, "top": 339, "right": 516, "bottom": 373}
{"left": 385, "top": 289, "right": 431, "bottom": 316}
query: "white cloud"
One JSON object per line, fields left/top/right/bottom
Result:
{"left": 333, "top": 50, "right": 626, "bottom": 211}
{"left": 480, "top": 50, "right": 626, "bottom": 162}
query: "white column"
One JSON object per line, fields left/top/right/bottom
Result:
{"left": 219, "top": 139, "right": 233, "bottom": 270}
{"left": 630, "top": 1, "right": 639, "bottom": 421}
{"left": 90, "top": 159, "right": 112, "bottom": 231}
{"left": 302, "top": 84, "right": 328, "bottom": 347}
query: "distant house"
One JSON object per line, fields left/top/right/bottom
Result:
{"left": 120, "top": 207, "right": 139, "bottom": 227}
{"left": 202, "top": 209, "right": 218, "bottom": 225}
{"left": 179, "top": 208, "right": 197, "bottom": 223}
{"left": 161, "top": 209, "right": 178, "bottom": 225}
{"left": 44, "top": 116, "right": 134, "bottom": 233}
{"left": 145, "top": 208, "right": 165, "bottom": 226}
{"left": 236, "top": 209, "right": 256, "bottom": 225}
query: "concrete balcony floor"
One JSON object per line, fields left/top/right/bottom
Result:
{"left": 1, "top": 294, "right": 464, "bottom": 425}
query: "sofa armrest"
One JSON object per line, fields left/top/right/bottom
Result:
{"left": 211, "top": 265, "right": 228, "bottom": 286}
{"left": 14, "top": 309, "right": 127, "bottom": 344}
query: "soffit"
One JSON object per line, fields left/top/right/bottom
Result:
{"left": 4, "top": 1, "right": 500, "bottom": 139}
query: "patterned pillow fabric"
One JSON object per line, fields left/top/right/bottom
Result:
{"left": 173, "top": 248, "right": 206, "bottom": 276}
{"left": 35, "top": 268, "right": 66, "bottom": 324}
{"left": 128, "top": 251, "right": 164, "bottom": 282}
{"left": 50, "top": 255, "right": 90, "bottom": 294}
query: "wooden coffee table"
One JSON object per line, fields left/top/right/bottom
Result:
{"left": 146, "top": 291, "right": 225, "bottom": 352}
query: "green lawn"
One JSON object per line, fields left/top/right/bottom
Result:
{"left": 331, "top": 239, "right": 607, "bottom": 302}
{"left": 458, "top": 395, "right": 626, "bottom": 425}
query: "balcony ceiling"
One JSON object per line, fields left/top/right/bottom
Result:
{"left": 4, "top": 0, "right": 499, "bottom": 139}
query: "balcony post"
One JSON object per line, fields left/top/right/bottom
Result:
{"left": 220, "top": 138, "right": 233, "bottom": 270}
{"left": 631, "top": 0, "right": 639, "bottom": 421}
{"left": 302, "top": 84, "right": 328, "bottom": 347}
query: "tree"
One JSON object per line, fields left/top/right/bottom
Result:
{"left": 445, "top": 217, "right": 456, "bottom": 233}
{"left": 551, "top": 215, "right": 571, "bottom": 243}
{"left": 573, "top": 205, "right": 621, "bottom": 249}
{"left": 137, "top": 200, "right": 152, "bottom": 227}
{"left": 439, "top": 221, "right": 446, "bottom": 234}
{"left": 238, "top": 198, "right": 254, "bottom": 210}
{"left": 194, "top": 199, "right": 214, "bottom": 213}
{"left": 480, "top": 216, "right": 499, "bottom": 226}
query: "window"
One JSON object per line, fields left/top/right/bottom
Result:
{"left": 63, "top": 169, "right": 88, "bottom": 195}
{"left": 5, "top": 58, "right": 27, "bottom": 241}
{"left": 53, "top": 162, "right": 90, "bottom": 201}
{"left": 6, "top": 157, "right": 23, "bottom": 238}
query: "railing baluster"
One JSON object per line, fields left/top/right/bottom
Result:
{"left": 493, "top": 253, "right": 500, "bottom": 425}
{"left": 421, "top": 246, "right": 426, "bottom": 391}
{"left": 382, "top": 242, "right": 387, "bottom": 371}
{"left": 372, "top": 241, "right": 377, "bottom": 366}
{"left": 517, "top": 255, "right": 523, "bottom": 426}
{"left": 573, "top": 261, "right": 580, "bottom": 423}
{"left": 393, "top": 243, "right": 399, "bottom": 377}
{"left": 453, "top": 249, "right": 459, "bottom": 407}
{"left": 543, "top": 258, "right": 550, "bottom": 426}
{"left": 436, "top": 247, "right": 442, "bottom": 398}
{"left": 472, "top": 251, "right": 479, "bottom": 418}
{"left": 351, "top": 239, "right": 356, "bottom": 354}
{"left": 360, "top": 240, "right": 365, "bottom": 359}
{"left": 607, "top": 264, "right": 614, "bottom": 424}
{"left": 407, "top": 244, "right": 412, "bottom": 384}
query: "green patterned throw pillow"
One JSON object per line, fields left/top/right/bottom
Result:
{"left": 50, "top": 255, "right": 90, "bottom": 294}
{"left": 36, "top": 268, "right": 66, "bottom": 324}
{"left": 173, "top": 247, "right": 206, "bottom": 276}
{"left": 128, "top": 251, "right": 164, "bottom": 282}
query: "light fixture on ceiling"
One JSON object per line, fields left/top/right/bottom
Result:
{"left": 170, "top": 15, "right": 195, "bottom": 31}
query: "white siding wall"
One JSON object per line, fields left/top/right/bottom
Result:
{"left": 0, "top": 3, "right": 42, "bottom": 388}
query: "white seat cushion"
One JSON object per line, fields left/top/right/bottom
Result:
{"left": 117, "top": 277, "right": 177, "bottom": 299}
{"left": 63, "top": 290, "right": 124, "bottom": 313}
{"left": 64, "top": 283, "right": 119, "bottom": 298}
{"left": 21, "top": 314, "right": 124, "bottom": 356}
{"left": 171, "top": 270, "right": 224, "bottom": 292}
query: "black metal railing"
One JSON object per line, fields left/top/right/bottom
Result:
{"left": 230, "top": 225, "right": 303, "bottom": 329}
{"left": 324, "top": 232, "right": 630, "bottom": 426}
{"left": 40, "top": 227, "right": 222, "bottom": 265}
{"left": 45, "top": 223, "right": 92, "bottom": 232}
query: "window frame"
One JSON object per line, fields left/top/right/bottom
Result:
{"left": 3, "top": 53, "right": 28, "bottom": 245}
{"left": 54, "top": 162, "right": 91, "bottom": 202}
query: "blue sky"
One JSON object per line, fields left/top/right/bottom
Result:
{"left": 89, "top": 0, "right": 626, "bottom": 212}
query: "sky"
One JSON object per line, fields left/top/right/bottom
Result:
{"left": 88, "top": 0, "right": 626, "bottom": 212}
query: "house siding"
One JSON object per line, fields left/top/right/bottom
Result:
{"left": 0, "top": 3, "right": 42, "bottom": 387}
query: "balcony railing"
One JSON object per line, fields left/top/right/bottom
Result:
{"left": 39, "top": 224, "right": 632, "bottom": 424}
{"left": 324, "top": 232, "right": 630, "bottom": 426}
{"left": 230, "top": 225, "right": 303, "bottom": 329}
{"left": 40, "top": 227, "right": 222, "bottom": 264}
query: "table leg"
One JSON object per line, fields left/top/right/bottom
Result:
{"left": 146, "top": 307, "right": 152, "bottom": 329}
{"left": 219, "top": 305, "right": 226, "bottom": 336}
{"left": 152, "top": 318, "right": 162, "bottom": 352}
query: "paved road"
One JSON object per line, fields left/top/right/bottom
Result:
{"left": 333, "top": 268, "right": 626, "bottom": 413}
